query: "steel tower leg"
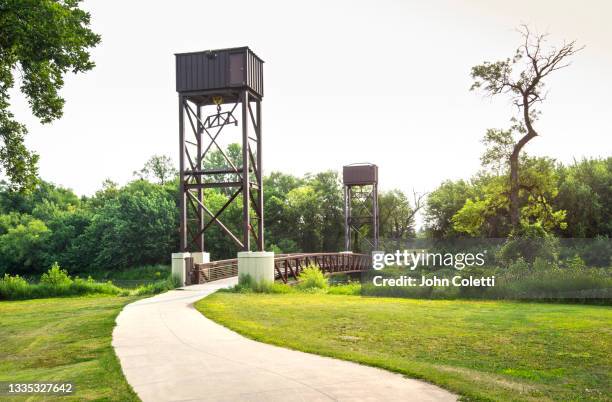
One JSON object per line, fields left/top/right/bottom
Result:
{"left": 196, "top": 105, "right": 205, "bottom": 252}
{"left": 344, "top": 186, "right": 351, "bottom": 251}
{"left": 241, "top": 90, "right": 251, "bottom": 251}
{"left": 373, "top": 183, "right": 379, "bottom": 250}
{"left": 178, "top": 95, "right": 187, "bottom": 251}
{"left": 256, "top": 99, "right": 264, "bottom": 250}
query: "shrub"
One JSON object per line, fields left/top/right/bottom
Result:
{"left": 499, "top": 224, "right": 559, "bottom": 264}
{"left": 564, "top": 255, "right": 586, "bottom": 270}
{"left": 0, "top": 274, "right": 30, "bottom": 299}
{"left": 40, "top": 262, "right": 73, "bottom": 286}
{"left": 296, "top": 266, "right": 328, "bottom": 291}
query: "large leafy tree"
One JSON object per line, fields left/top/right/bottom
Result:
{"left": 76, "top": 180, "right": 178, "bottom": 270}
{"left": 285, "top": 185, "right": 323, "bottom": 252}
{"left": 379, "top": 189, "right": 422, "bottom": 242}
{"left": 0, "top": 0, "right": 100, "bottom": 190}
{"left": 555, "top": 158, "right": 612, "bottom": 237}
{"left": 470, "top": 25, "right": 581, "bottom": 231}
{"left": 424, "top": 180, "right": 476, "bottom": 239}
{"left": 263, "top": 172, "right": 303, "bottom": 253}
{"left": 451, "top": 157, "right": 566, "bottom": 237}
{"left": 306, "top": 171, "right": 344, "bottom": 251}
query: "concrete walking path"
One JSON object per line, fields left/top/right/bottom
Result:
{"left": 112, "top": 277, "right": 457, "bottom": 402}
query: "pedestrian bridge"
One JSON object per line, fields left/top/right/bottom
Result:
{"left": 189, "top": 252, "right": 372, "bottom": 284}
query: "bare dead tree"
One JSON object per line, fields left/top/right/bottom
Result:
{"left": 470, "top": 25, "right": 583, "bottom": 230}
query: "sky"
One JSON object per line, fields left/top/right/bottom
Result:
{"left": 9, "top": 0, "right": 612, "bottom": 211}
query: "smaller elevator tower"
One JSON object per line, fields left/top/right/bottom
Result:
{"left": 343, "top": 163, "right": 379, "bottom": 252}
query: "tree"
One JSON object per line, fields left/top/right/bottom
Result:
{"left": 263, "top": 172, "right": 304, "bottom": 252}
{"left": 134, "top": 155, "right": 177, "bottom": 185}
{"left": 424, "top": 180, "right": 476, "bottom": 238}
{"left": 451, "top": 157, "right": 566, "bottom": 237}
{"left": 202, "top": 143, "right": 243, "bottom": 195}
{"left": 75, "top": 180, "right": 178, "bottom": 270}
{"left": 379, "top": 189, "right": 424, "bottom": 241}
{"left": 555, "top": 158, "right": 612, "bottom": 237}
{"left": 450, "top": 174, "right": 510, "bottom": 237}
{"left": 285, "top": 186, "right": 323, "bottom": 252}
{"left": 0, "top": 0, "right": 100, "bottom": 190}
{"left": 0, "top": 179, "right": 80, "bottom": 215}
{"left": 0, "top": 213, "right": 50, "bottom": 275}
{"left": 470, "top": 25, "right": 581, "bottom": 231}
{"left": 306, "top": 171, "right": 343, "bottom": 251}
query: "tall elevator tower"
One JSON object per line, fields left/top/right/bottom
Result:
{"left": 175, "top": 47, "right": 264, "bottom": 253}
{"left": 343, "top": 163, "right": 379, "bottom": 252}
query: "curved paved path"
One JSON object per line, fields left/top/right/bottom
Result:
{"left": 113, "top": 277, "right": 456, "bottom": 402}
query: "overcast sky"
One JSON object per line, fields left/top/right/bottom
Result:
{"left": 9, "top": 0, "right": 612, "bottom": 205}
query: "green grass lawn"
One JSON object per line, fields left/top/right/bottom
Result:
{"left": 196, "top": 293, "right": 612, "bottom": 402}
{"left": 0, "top": 296, "right": 139, "bottom": 401}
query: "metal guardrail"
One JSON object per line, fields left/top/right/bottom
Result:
{"left": 193, "top": 258, "right": 238, "bottom": 283}
{"left": 193, "top": 252, "right": 371, "bottom": 284}
{"left": 273, "top": 252, "right": 371, "bottom": 283}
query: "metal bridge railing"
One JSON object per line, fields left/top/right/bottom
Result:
{"left": 192, "top": 252, "right": 371, "bottom": 284}
{"left": 273, "top": 252, "right": 371, "bottom": 283}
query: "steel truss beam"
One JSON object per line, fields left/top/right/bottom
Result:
{"left": 344, "top": 183, "right": 379, "bottom": 252}
{"left": 178, "top": 90, "right": 263, "bottom": 252}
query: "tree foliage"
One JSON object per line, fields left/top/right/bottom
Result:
{"left": 0, "top": 148, "right": 424, "bottom": 274}
{"left": 379, "top": 189, "right": 419, "bottom": 240}
{"left": 425, "top": 157, "right": 611, "bottom": 239}
{"left": 425, "top": 180, "right": 476, "bottom": 239}
{"left": 0, "top": 0, "right": 100, "bottom": 190}
{"left": 1, "top": 146, "right": 608, "bottom": 276}
{"left": 471, "top": 25, "right": 582, "bottom": 230}
{"left": 133, "top": 155, "right": 177, "bottom": 185}
{"left": 556, "top": 158, "right": 612, "bottom": 237}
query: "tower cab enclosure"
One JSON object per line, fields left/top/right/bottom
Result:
{"left": 343, "top": 163, "right": 378, "bottom": 186}
{"left": 175, "top": 47, "right": 264, "bottom": 99}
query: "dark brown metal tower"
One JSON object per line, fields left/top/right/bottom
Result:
{"left": 176, "top": 47, "right": 264, "bottom": 252}
{"left": 343, "top": 163, "right": 379, "bottom": 252}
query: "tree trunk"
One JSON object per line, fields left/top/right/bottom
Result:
{"left": 509, "top": 150, "right": 520, "bottom": 230}
{"left": 509, "top": 96, "right": 538, "bottom": 232}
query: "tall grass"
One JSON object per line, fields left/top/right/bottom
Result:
{"left": 0, "top": 273, "right": 126, "bottom": 300}
{"left": 231, "top": 274, "right": 293, "bottom": 294}
{"left": 131, "top": 276, "right": 179, "bottom": 296}
{"left": 87, "top": 264, "right": 171, "bottom": 281}
{"left": 230, "top": 266, "right": 360, "bottom": 295}
{"left": 225, "top": 260, "right": 610, "bottom": 304}
{"left": 0, "top": 263, "right": 177, "bottom": 301}
{"left": 360, "top": 259, "right": 611, "bottom": 304}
